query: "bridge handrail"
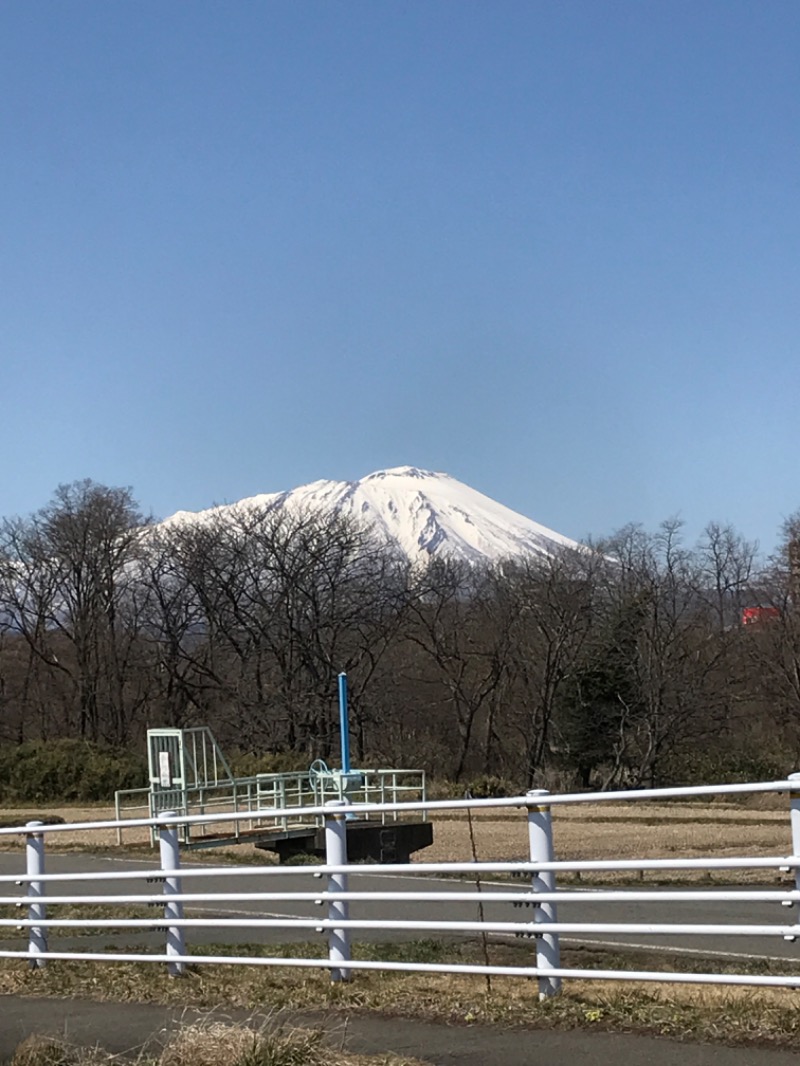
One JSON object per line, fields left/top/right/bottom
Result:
{"left": 115, "top": 766, "right": 428, "bottom": 846}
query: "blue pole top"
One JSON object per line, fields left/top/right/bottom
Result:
{"left": 338, "top": 672, "right": 351, "bottom": 774}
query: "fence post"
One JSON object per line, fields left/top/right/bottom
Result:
{"left": 25, "top": 821, "right": 47, "bottom": 969}
{"left": 788, "top": 775, "right": 800, "bottom": 938}
{"left": 158, "top": 811, "right": 185, "bottom": 976}
{"left": 324, "top": 799, "right": 351, "bottom": 982}
{"left": 527, "top": 790, "right": 561, "bottom": 998}
{"left": 114, "top": 791, "right": 123, "bottom": 846}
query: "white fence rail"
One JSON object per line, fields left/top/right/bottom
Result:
{"left": 5, "top": 775, "right": 800, "bottom": 997}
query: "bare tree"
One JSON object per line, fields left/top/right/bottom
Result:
{"left": 403, "top": 558, "right": 512, "bottom": 780}
{"left": 498, "top": 547, "right": 597, "bottom": 786}
{"left": 561, "top": 521, "right": 740, "bottom": 789}
{"left": 139, "top": 504, "right": 411, "bottom": 758}
{"left": 0, "top": 481, "right": 151, "bottom": 743}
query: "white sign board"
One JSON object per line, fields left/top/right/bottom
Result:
{"left": 158, "top": 752, "right": 172, "bottom": 788}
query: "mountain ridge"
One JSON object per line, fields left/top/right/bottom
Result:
{"left": 163, "top": 466, "right": 578, "bottom": 565}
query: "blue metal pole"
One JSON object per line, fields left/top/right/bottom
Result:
{"left": 338, "top": 672, "right": 351, "bottom": 774}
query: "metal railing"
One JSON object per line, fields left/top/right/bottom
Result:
{"left": 115, "top": 767, "right": 427, "bottom": 846}
{"left": 9, "top": 774, "right": 800, "bottom": 996}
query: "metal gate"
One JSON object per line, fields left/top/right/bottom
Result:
{"left": 146, "top": 728, "right": 234, "bottom": 820}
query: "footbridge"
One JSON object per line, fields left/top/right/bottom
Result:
{"left": 114, "top": 726, "right": 432, "bottom": 863}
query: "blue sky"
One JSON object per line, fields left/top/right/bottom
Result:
{"left": 2, "top": 1, "right": 799, "bottom": 553}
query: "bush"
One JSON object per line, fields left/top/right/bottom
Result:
{"left": 429, "top": 774, "right": 521, "bottom": 799}
{"left": 226, "top": 750, "right": 310, "bottom": 778}
{"left": 659, "top": 749, "right": 789, "bottom": 788}
{"left": 463, "top": 774, "right": 520, "bottom": 798}
{"left": 0, "top": 740, "right": 147, "bottom": 804}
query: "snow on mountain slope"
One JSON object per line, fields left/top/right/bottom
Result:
{"left": 164, "top": 467, "right": 578, "bottom": 564}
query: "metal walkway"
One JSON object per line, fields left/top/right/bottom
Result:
{"left": 114, "top": 727, "right": 427, "bottom": 853}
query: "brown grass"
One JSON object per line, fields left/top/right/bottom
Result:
{"left": 155, "top": 1017, "right": 429, "bottom": 1066}
{"left": 350, "top": 798, "right": 795, "bottom": 888}
{"left": 420, "top": 800, "right": 793, "bottom": 883}
{"left": 10, "top": 1020, "right": 430, "bottom": 1066}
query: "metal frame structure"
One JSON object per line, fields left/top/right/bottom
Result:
{"left": 117, "top": 728, "right": 427, "bottom": 848}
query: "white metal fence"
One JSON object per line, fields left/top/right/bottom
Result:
{"left": 7, "top": 775, "right": 800, "bottom": 998}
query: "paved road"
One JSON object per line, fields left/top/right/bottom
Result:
{"left": 0, "top": 852, "right": 799, "bottom": 967}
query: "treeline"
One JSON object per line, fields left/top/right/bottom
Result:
{"left": 1, "top": 479, "right": 800, "bottom": 790}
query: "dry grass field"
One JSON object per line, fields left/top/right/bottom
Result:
{"left": 423, "top": 797, "right": 794, "bottom": 883}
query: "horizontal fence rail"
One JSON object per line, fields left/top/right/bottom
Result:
{"left": 65, "top": 776, "right": 800, "bottom": 839}
{"left": 3, "top": 775, "right": 800, "bottom": 997}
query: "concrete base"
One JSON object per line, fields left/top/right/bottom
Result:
{"left": 256, "top": 820, "right": 434, "bottom": 864}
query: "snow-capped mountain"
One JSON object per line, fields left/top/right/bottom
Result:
{"left": 164, "top": 467, "right": 578, "bottom": 565}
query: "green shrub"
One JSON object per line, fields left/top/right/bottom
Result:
{"left": 659, "top": 749, "right": 789, "bottom": 788}
{"left": 0, "top": 740, "right": 147, "bottom": 804}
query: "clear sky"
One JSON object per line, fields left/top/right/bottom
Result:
{"left": 2, "top": 1, "right": 798, "bottom": 553}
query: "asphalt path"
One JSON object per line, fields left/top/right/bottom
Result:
{"left": 0, "top": 852, "right": 799, "bottom": 967}
{"left": 4, "top": 997, "right": 800, "bottom": 1066}
{"left": 3, "top": 997, "right": 800, "bottom": 1066}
